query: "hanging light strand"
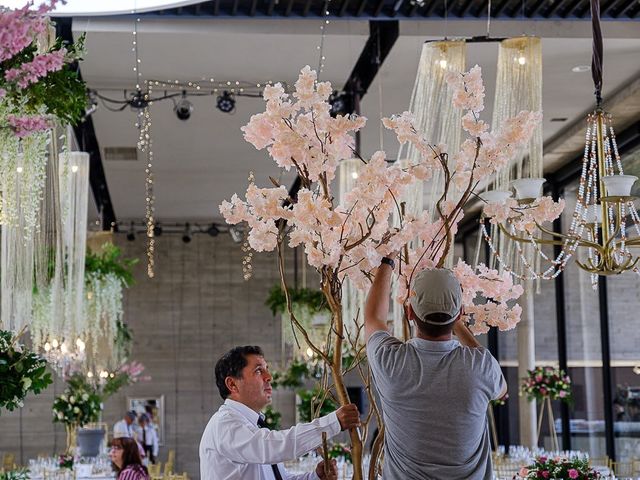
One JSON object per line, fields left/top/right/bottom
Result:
{"left": 317, "top": 0, "right": 331, "bottom": 77}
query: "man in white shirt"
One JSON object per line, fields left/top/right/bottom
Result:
{"left": 139, "top": 413, "right": 159, "bottom": 464}
{"left": 199, "top": 345, "right": 361, "bottom": 480}
{"left": 113, "top": 411, "right": 137, "bottom": 439}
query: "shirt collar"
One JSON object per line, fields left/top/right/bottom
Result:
{"left": 409, "top": 337, "right": 460, "bottom": 352}
{"left": 224, "top": 398, "right": 261, "bottom": 425}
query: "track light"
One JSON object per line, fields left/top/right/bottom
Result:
{"left": 126, "top": 222, "right": 136, "bottom": 241}
{"left": 206, "top": 223, "right": 220, "bottom": 237}
{"left": 216, "top": 91, "right": 235, "bottom": 114}
{"left": 130, "top": 90, "right": 149, "bottom": 110}
{"left": 153, "top": 223, "right": 163, "bottom": 236}
{"left": 174, "top": 91, "right": 193, "bottom": 121}
{"left": 182, "top": 223, "right": 192, "bottom": 243}
{"left": 229, "top": 225, "right": 243, "bottom": 244}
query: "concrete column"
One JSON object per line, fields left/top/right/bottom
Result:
{"left": 518, "top": 285, "right": 538, "bottom": 448}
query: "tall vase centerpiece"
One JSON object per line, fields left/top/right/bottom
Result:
{"left": 521, "top": 366, "right": 572, "bottom": 451}
{"left": 221, "top": 65, "right": 544, "bottom": 478}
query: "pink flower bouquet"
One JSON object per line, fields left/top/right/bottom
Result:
{"left": 521, "top": 366, "right": 572, "bottom": 403}
{"left": 516, "top": 456, "right": 600, "bottom": 479}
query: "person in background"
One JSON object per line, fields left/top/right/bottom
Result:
{"left": 110, "top": 437, "right": 150, "bottom": 480}
{"left": 114, "top": 411, "right": 137, "bottom": 439}
{"left": 139, "top": 413, "right": 159, "bottom": 464}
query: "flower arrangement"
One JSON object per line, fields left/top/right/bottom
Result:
{"left": 58, "top": 454, "right": 74, "bottom": 470}
{"left": 521, "top": 366, "right": 572, "bottom": 403}
{"left": 328, "top": 442, "right": 352, "bottom": 464}
{"left": 0, "top": 329, "right": 52, "bottom": 413}
{"left": 516, "top": 456, "right": 600, "bottom": 479}
{"left": 0, "top": 1, "right": 87, "bottom": 135}
{"left": 52, "top": 378, "right": 103, "bottom": 427}
{"left": 220, "top": 64, "right": 542, "bottom": 479}
{"left": 261, "top": 404, "right": 282, "bottom": 431}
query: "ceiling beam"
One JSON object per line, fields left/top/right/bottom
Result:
{"left": 344, "top": 20, "right": 400, "bottom": 97}
{"left": 56, "top": 17, "right": 116, "bottom": 231}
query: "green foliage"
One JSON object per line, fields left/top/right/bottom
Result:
{"left": 0, "top": 330, "right": 52, "bottom": 414}
{"left": 114, "top": 320, "right": 133, "bottom": 360}
{"left": 297, "top": 386, "right": 338, "bottom": 423}
{"left": 58, "top": 454, "right": 74, "bottom": 470}
{"left": 328, "top": 442, "right": 352, "bottom": 464}
{"left": 0, "top": 468, "right": 30, "bottom": 480}
{"left": 271, "top": 359, "right": 318, "bottom": 389}
{"left": 1, "top": 34, "right": 88, "bottom": 125}
{"left": 85, "top": 244, "right": 138, "bottom": 287}
{"left": 265, "top": 285, "right": 328, "bottom": 316}
{"left": 261, "top": 404, "right": 282, "bottom": 431}
{"left": 519, "top": 455, "right": 600, "bottom": 479}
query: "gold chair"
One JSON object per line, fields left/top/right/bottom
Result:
{"left": 163, "top": 462, "right": 174, "bottom": 476}
{"left": 166, "top": 450, "right": 175, "bottom": 465}
{"left": 148, "top": 463, "right": 162, "bottom": 478}
{"left": 2, "top": 453, "right": 16, "bottom": 471}
{"left": 589, "top": 456, "right": 610, "bottom": 468}
{"left": 612, "top": 461, "right": 634, "bottom": 477}
{"left": 167, "top": 473, "right": 188, "bottom": 480}
{"left": 633, "top": 459, "right": 640, "bottom": 474}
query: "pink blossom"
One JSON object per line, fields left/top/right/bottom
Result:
{"left": 541, "top": 471, "right": 549, "bottom": 479}
{"left": 568, "top": 468, "right": 579, "bottom": 479}
{"left": 559, "top": 390, "right": 567, "bottom": 398}
{"left": 6, "top": 114, "right": 50, "bottom": 137}
{"left": 4, "top": 49, "right": 66, "bottom": 89}
{"left": 0, "top": 88, "right": 6, "bottom": 98}
{"left": 518, "top": 467, "right": 529, "bottom": 477}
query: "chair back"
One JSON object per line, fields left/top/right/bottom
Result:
{"left": 2, "top": 453, "right": 16, "bottom": 470}
{"left": 612, "top": 461, "right": 634, "bottom": 476}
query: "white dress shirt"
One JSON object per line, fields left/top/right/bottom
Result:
{"left": 141, "top": 424, "right": 159, "bottom": 457}
{"left": 199, "top": 399, "right": 341, "bottom": 480}
{"left": 113, "top": 419, "right": 132, "bottom": 438}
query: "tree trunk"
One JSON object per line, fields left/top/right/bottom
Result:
{"left": 322, "top": 274, "right": 364, "bottom": 480}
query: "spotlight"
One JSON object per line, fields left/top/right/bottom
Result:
{"left": 182, "top": 223, "right": 192, "bottom": 243}
{"left": 153, "top": 223, "right": 163, "bottom": 236}
{"left": 126, "top": 222, "right": 136, "bottom": 241}
{"left": 216, "top": 91, "right": 235, "bottom": 114}
{"left": 174, "top": 91, "right": 193, "bottom": 121}
{"left": 129, "top": 90, "right": 149, "bottom": 110}
{"left": 229, "top": 225, "right": 243, "bottom": 244}
{"left": 206, "top": 223, "right": 220, "bottom": 237}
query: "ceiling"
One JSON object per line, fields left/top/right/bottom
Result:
{"left": 71, "top": 16, "right": 640, "bottom": 224}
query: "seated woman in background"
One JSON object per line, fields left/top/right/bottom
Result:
{"left": 110, "top": 437, "right": 150, "bottom": 480}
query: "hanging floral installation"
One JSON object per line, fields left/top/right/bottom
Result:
{"left": 220, "top": 64, "right": 546, "bottom": 478}
{"left": 0, "top": 1, "right": 87, "bottom": 334}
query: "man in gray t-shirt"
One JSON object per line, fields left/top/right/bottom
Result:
{"left": 365, "top": 259, "right": 507, "bottom": 480}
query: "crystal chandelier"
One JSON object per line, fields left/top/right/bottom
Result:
{"left": 42, "top": 337, "right": 86, "bottom": 375}
{"left": 480, "top": 0, "right": 639, "bottom": 284}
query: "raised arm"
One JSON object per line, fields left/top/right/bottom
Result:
{"left": 364, "top": 258, "right": 394, "bottom": 341}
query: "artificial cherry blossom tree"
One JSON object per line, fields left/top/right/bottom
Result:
{"left": 221, "top": 65, "right": 556, "bottom": 479}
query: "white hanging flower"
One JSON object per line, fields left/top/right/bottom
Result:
{"left": 82, "top": 393, "right": 89, "bottom": 401}
{"left": 73, "top": 406, "right": 80, "bottom": 413}
{"left": 69, "top": 395, "right": 76, "bottom": 404}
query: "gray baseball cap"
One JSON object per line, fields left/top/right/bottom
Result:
{"left": 409, "top": 268, "right": 462, "bottom": 325}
